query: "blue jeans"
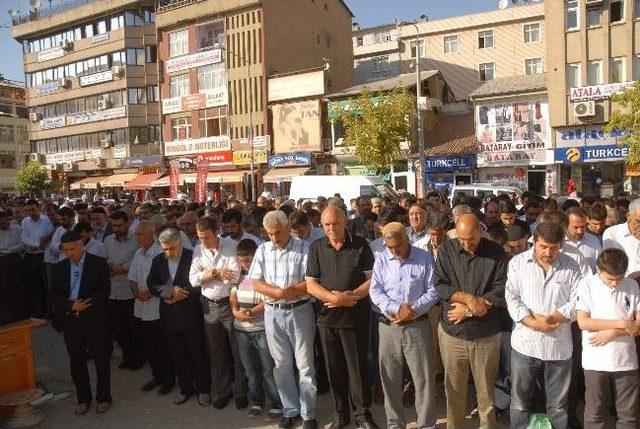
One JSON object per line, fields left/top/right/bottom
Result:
{"left": 510, "top": 349, "right": 572, "bottom": 429}
{"left": 264, "top": 301, "right": 317, "bottom": 420}
{"left": 235, "top": 329, "right": 282, "bottom": 409}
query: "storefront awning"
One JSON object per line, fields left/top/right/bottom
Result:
{"left": 100, "top": 173, "right": 139, "bottom": 188}
{"left": 123, "top": 173, "right": 165, "bottom": 191}
{"left": 150, "top": 175, "right": 170, "bottom": 188}
{"left": 70, "top": 176, "right": 110, "bottom": 190}
{"left": 263, "top": 167, "right": 310, "bottom": 183}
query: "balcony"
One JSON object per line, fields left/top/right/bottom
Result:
{"left": 156, "top": 0, "right": 201, "bottom": 13}
{"left": 12, "top": 0, "right": 101, "bottom": 25}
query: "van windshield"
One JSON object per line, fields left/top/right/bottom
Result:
{"left": 360, "top": 183, "right": 400, "bottom": 199}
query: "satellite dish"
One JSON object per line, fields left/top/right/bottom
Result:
{"left": 498, "top": 0, "right": 509, "bottom": 9}
{"left": 8, "top": 9, "right": 17, "bottom": 17}
{"left": 30, "top": 0, "right": 42, "bottom": 8}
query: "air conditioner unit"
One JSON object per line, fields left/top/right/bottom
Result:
{"left": 59, "top": 39, "right": 73, "bottom": 51}
{"left": 97, "top": 98, "right": 112, "bottom": 110}
{"left": 111, "top": 66, "right": 125, "bottom": 77}
{"left": 29, "top": 112, "right": 42, "bottom": 122}
{"left": 574, "top": 101, "right": 596, "bottom": 118}
{"left": 57, "top": 77, "right": 71, "bottom": 88}
{"left": 101, "top": 138, "right": 112, "bottom": 148}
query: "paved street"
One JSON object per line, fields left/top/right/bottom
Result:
{"left": 31, "top": 324, "right": 508, "bottom": 429}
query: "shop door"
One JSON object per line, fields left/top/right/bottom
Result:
{"left": 455, "top": 174, "right": 472, "bottom": 185}
{"left": 528, "top": 171, "right": 545, "bottom": 195}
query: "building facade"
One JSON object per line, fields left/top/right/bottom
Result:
{"left": 11, "top": 0, "right": 161, "bottom": 193}
{"left": 0, "top": 81, "right": 29, "bottom": 192}
{"left": 546, "top": 0, "right": 640, "bottom": 196}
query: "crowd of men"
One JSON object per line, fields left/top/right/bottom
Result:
{"left": 0, "top": 189, "right": 639, "bottom": 429}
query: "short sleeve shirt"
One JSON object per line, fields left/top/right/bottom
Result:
{"left": 306, "top": 234, "right": 375, "bottom": 329}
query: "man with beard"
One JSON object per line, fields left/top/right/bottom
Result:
{"left": 73, "top": 221, "right": 105, "bottom": 258}
{"left": 564, "top": 207, "right": 601, "bottom": 273}
{"left": 221, "top": 208, "right": 262, "bottom": 246}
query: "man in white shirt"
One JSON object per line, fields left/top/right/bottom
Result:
{"left": 0, "top": 210, "right": 23, "bottom": 256}
{"left": 289, "top": 211, "right": 324, "bottom": 246}
{"left": 221, "top": 208, "right": 262, "bottom": 246}
{"left": 189, "top": 216, "right": 246, "bottom": 410}
{"left": 21, "top": 199, "right": 54, "bottom": 318}
{"left": 51, "top": 207, "right": 76, "bottom": 261}
{"left": 73, "top": 221, "right": 105, "bottom": 258}
{"left": 0, "top": 210, "right": 26, "bottom": 321}
{"left": 505, "top": 221, "right": 581, "bottom": 429}
{"left": 90, "top": 207, "right": 111, "bottom": 243}
{"left": 564, "top": 207, "right": 601, "bottom": 273}
{"left": 603, "top": 198, "right": 640, "bottom": 276}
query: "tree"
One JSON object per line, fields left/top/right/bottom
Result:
{"left": 604, "top": 80, "right": 640, "bottom": 165}
{"left": 15, "top": 161, "right": 49, "bottom": 196}
{"left": 334, "top": 87, "right": 415, "bottom": 172}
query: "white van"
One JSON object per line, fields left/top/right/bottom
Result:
{"left": 289, "top": 175, "right": 399, "bottom": 204}
{"left": 449, "top": 183, "right": 523, "bottom": 202}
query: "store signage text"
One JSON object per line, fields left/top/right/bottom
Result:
{"left": 164, "top": 136, "right": 231, "bottom": 156}
{"left": 161, "top": 90, "right": 229, "bottom": 114}
{"left": 40, "top": 116, "right": 66, "bottom": 130}
{"left": 36, "top": 81, "right": 60, "bottom": 95}
{"left": 233, "top": 148, "right": 268, "bottom": 165}
{"left": 37, "top": 47, "right": 65, "bottom": 63}
{"left": 268, "top": 153, "right": 311, "bottom": 167}
{"left": 424, "top": 155, "right": 475, "bottom": 173}
{"left": 39, "top": 106, "right": 127, "bottom": 130}
{"left": 570, "top": 81, "right": 636, "bottom": 102}
{"left": 554, "top": 144, "right": 629, "bottom": 164}
{"left": 45, "top": 149, "right": 102, "bottom": 165}
{"left": 165, "top": 49, "right": 222, "bottom": 73}
{"left": 79, "top": 70, "right": 114, "bottom": 87}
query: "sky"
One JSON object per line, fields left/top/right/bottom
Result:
{"left": 0, "top": 0, "right": 504, "bottom": 82}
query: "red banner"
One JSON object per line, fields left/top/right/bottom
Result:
{"left": 195, "top": 151, "right": 233, "bottom": 167}
{"left": 194, "top": 165, "right": 208, "bottom": 203}
{"left": 181, "top": 93, "right": 206, "bottom": 111}
{"left": 169, "top": 163, "right": 180, "bottom": 199}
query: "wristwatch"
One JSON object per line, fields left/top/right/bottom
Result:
{"left": 211, "top": 269, "right": 219, "bottom": 279}
{"left": 465, "top": 310, "right": 473, "bottom": 318}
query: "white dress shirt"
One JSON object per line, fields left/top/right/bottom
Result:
{"left": 564, "top": 232, "right": 602, "bottom": 274}
{"left": 85, "top": 238, "right": 106, "bottom": 258}
{"left": 21, "top": 215, "right": 53, "bottom": 254}
{"left": 189, "top": 237, "right": 240, "bottom": 300}
{"left": 238, "top": 231, "right": 263, "bottom": 246}
{"left": 603, "top": 222, "right": 640, "bottom": 276}
{"left": 506, "top": 248, "right": 581, "bottom": 361}
{"left": 51, "top": 224, "right": 75, "bottom": 261}
{"left": 369, "top": 237, "right": 386, "bottom": 259}
{"left": 128, "top": 242, "right": 163, "bottom": 321}
{"left": 0, "top": 224, "right": 23, "bottom": 255}
{"left": 103, "top": 230, "right": 139, "bottom": 300}
{"left": 293, "top": 226, "right": 324, "bottom": 246}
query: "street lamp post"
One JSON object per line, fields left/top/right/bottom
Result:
{"left": 215, "top": 43, "right": 256, "bottom": 201}
{"left": 409, "top": 20, "right": 427, "bottom": 198}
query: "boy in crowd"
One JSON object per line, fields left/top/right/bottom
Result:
{"left": 576, "top": 248, "right": 640, "bottom": 429}
{"left": 230, "top": 239, "right": 283, "bottom": 422}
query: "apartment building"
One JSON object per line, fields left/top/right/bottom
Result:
{"left": 155, "top": 0, "right": 353, "bottom": 199}
{"left": 354, "top": 3, "right": 546, "bottom": 101}
{"left": 546, "top": 0, "right": 640, "bottom": 196}
{"left": 11, "top": 0, "right": 161, "bottom": 189}
{"left": 0, "top": 81, "right": 29, "bottom": 192}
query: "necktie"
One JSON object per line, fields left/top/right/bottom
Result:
{"left": 71, "top": 268, "right": 80, "bottom": 300}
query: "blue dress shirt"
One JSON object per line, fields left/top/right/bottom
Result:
{"left": 69, "top": 253, "right": 86, "bottom": 301}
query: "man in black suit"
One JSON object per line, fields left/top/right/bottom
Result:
{"left": 147, "top": 227, "right": 212, "bottom": 406}
{"left": 51, "top": 230, "right": 112, "bottom": 415}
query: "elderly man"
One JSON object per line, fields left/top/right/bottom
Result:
{"left": 370, "top": 198, "right": 384, "bottom": 216}
{"left": 90, "top": 207, "right": 111, "bottom": 243}
{"left": 406, "top": 204, "right": 428, "bottom": 244}
{"left": 446, "top": 204, "right": 471, "bottom": 239}
{"left": 414, "top": 211, "right": 449, "bottom": 260}
{"left": 435, "top": 214, "right": 507, "bottom": 429}
{"left": 306, "top": 206, "right": 378, "bottom": 429}
{"left": 148, "top": 228, "right": 211, "bottom": 406}
{"left": 177, "top": 212, "right": 199, "bottom": 248}
{"left": 189, "top": 217, "right": 247, "bottom": 410}
{"left": 370, "top": 223, "right": 439, "bottom": 429}
{"left": 128, "top": 221, "right": 174, "bottom": 395}
{"left": 249, "top": 211, "right": 317, "bottom": 429}
{"left": 603, "top": 198, "right": 640, "bottom": 276}
{"left": 505, "top": 222, "right": 581, "bottom": 429}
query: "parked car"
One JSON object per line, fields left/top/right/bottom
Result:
{"left": 289, "top": 175, "right": 399, "bottom": 204}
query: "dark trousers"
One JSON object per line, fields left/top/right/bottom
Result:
{"left": 584, "top": 370, "right": 639, "bottom": 429}
{"left": 318, "top": 325, "right": 371, "bottom": 424}
{"left": 109, "top": 299, "right": 144, "bottom": 365}
{"left": 568, "top": 322, "right": 585, "bottom": 425}
{"left": 137, "top": 318, "right": 174, "bottom": 385}
{"left": 24, "top": 253, "right": 46, "bottom": 318}
{"left": 0, "top": 253, "right": 30, "bottom": 325}
{"left": 201, "top": 298, "right": 247, "bottom": 400}
{"left": 166, "top": 329, "right": 211, "bottom": 396}
{"left": 62, "top": 316, "right": 113, "bottom": 404}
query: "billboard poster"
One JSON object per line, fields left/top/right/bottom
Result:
{"left": 194, "top": 165, "right": 208, "bottom": 203}
{"left": 273, "top": 100, "right": 322, "bottom": 153}
{"left": 233, "top": 148, "right": 268, "bottom": 166}
{"left": 169, "top": 162, "right": 180, "bottom": 199}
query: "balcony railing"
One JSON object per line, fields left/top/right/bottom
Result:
{"left": 12, "top": 0, "right": 101, "bottom": 25}
{"left": 156, "top": 0, "right": 201, "bottom": 13}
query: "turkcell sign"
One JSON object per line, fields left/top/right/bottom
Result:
{"left": 554, "top": 144, "right": 629, "bottom": 164}
{"left": 424, "top": 155, "right": 475, "bottom": 173}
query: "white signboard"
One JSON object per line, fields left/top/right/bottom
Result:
{"left": 164, "top": 136, "right": 231, "bottom": 156}
{"left": 92, "top": 33, "right": 109, "bottom": 44}
{"left": 45, "top": 149, "right": 102, "bottom": 165}
{"left": 80, "top": 70, "right": 114, "bottom": 87}
{"left": 268, "top": 70, "right": 325, "bottom": 102}
{"left": 162, "top": 97, "right": 182, "bottom": 114}
{"left": 161, "top": 90, "right": 228, "bottom": 114}
{"left": 165, "top": 49, "right": 222, "bottom": 73}
{"left": 67, "top": 106, "right": 127, "bottom": 126}
{"left": 40, "top": 116, "right": 66, "bottom": 130}
{"left": 113, "top": 147, "right": 128, "bottom": 159}
{"left": 36, "top": 81, "right": 60, "bottom": 95}
{"left": 205, "top": 89, "right": 228, "bottom": 108}
{"left": 570, "top": 81, "right": 636, "bottom": 102}
{"left": 37, "top": 47, "right": 65, "bottom": 63}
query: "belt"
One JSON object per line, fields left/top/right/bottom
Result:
{"left": 205, "top": 296, "right": 230, "bottom": 305}
{"left": 377, "top": 312, "right": 429, "bottom": 326}
{"left": 266, "top": 299, "right": 310, "bottom": 310}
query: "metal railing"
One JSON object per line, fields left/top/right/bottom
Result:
{"left": 12, "top": 0, "right": 101, "bottom": 26}
{"left": 156, "top": 0, "right": 201, "bottom": 13}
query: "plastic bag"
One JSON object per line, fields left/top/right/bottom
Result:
{"left": 527, "top": 414, "right": 552, "bottom": 429}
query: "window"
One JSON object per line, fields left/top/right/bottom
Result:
{"left": 170, "top": 74, "right": 190, "bottom": 97}
{"left": 110, "top": 15, "right": 124, "bottom": 31}
{"left": 372, "top": 56, "right": 389, "bottom": 73}
{"left": 126, "top": 48, "right": 145, "bottom": 66}
{"left": 356, "top": 36, "right": 363, "bottom": 47}
{"left": 635, "top": 55, "right": 640, "bottom": 80}
{"left": 199, "top": 108, "right": 228, "bottom": 137}
{"left": 443, "top": 35, "right": 459, "bottom": 53}
{"left": 410, "top": 40, "right": 425, "bottom": 59}
{"left": 478, "top": 30, "right": 494, "bottom": 49}
{"left": 112, "top": 51, "right": 126, "bottom": 67}
{"left": 587, "top": 7, "right": 602, "bottom": 26}
{"left": 149, "top": 125, "right": 161, "bottom": 143}
{"left": 147, "top": 86, "right": 159, "bottom": 102}
{"left": 525, "top": 58, "right": 543, "bottom": 75}
{"left": 567, "top": 63, "right": 581, "bottom": 88}
{"left": 0, "top": 125, "right": 14, "bottom": 142}
{"left": 635, "top": 0, "right": 640, "bottom": 18}
{"left": 610, "top": 0, "right": 624, "bottom": 23}
{"left": 128, "top": 88, "right": 147, "bottom": 104}
{"left": 197, "top": 63, "right": 226, "bottom": 92}
{"left": 130, "top": 127, "right": 149, "bottom": 145}
{"left": 197, "top": 21, "right": 225, "bottom": 51}
{"left": 169, "top": 30, "right": 188, "bottom": 57}
{"left": 611, "top": 57, "right": 625, "bottom": 83}
{"left": 171, "top": 117, "right": 191, "bottom": 140}
{"left": 587, "top": 60, "right": 603, "bottom": 85}
{"left": 145, "top": 46, "right": 157, "bottom": 63}
{"left": 478, "top": 62, "right": 495, "bottom": 81}
{"left": 144, "top": 9, "right": 155, "bottom": 23}
{"left": 523, "top": 23, "right": 540, "bottom": 43}
{"left": 124, "top": 11, "right": 143, "bottom": 27}
{"left": 96, "top": 20, "right": 107, "bottom": 35}
{"left": 566, "top": 1, "right": 579, "bottom": 30}
{"left": 85, "top": 23, "right": 94, "bottom": 38}
{"left": 374, "top": 31, "right": 391, "bottom": 43}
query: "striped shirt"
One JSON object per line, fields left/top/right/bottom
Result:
{"left": 505, "top": 248, "right": 581, "bottom": 361}
{"left": 248, "top": 237, "right": 310, "bottom": 304}
{"left": 127, "top": 242, "right": 163, "bottom": 321}
{"left": 231, "top": 273, "right": 265, "bottom": 332}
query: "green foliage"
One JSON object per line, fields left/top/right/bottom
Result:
{"left": 15, "top": 161, "right": 49, "bottom": 196}
{"left": 604, "top": 80, "right": 640, "bottom": 165}
{"left": 334, "top": 87, "right": 415, "bottom": 172}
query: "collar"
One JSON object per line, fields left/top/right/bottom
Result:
{"left": 323, "top": 231, "right": 354, "bottom": 248}
{"left": 622, "top": 222, "right": 633, "bottom": 238}
{"left": 385, "top": 245, "right": 416, "bottom": 262}
{"left": 271, "top": 236, "right": 296, "bottom": 252}
{"left": 71, "top": 253, "right": 86, "bottom": 269}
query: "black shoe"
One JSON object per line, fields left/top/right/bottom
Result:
{"left": 235, "top": 396, "right": 248, "bottom": 410}
{"left": 212, "top": 393, "right": 232, "bottom": 410}
{"left": 158, "top": 382, "right": 174, "bottom": 395}
{"left": 141, "top": 379, "right": 159, "bottom": 392}
{"left": 355, "top": 418, "right": 380, "bottom": 429}
{"left": 302, "top": 419, "right": 318, "bottom": 429}
{"left": 278, "top": 415, "right": 301, "bottom": 429}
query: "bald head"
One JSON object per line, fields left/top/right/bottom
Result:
{"left": 321, "top": 204, "right": 347, "bottom": 223}
{"left": 456, "top": 214, "right": 482, "bottom": 255}
{"left": 320, "top": 205, "right": 347, "bottom": 243}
